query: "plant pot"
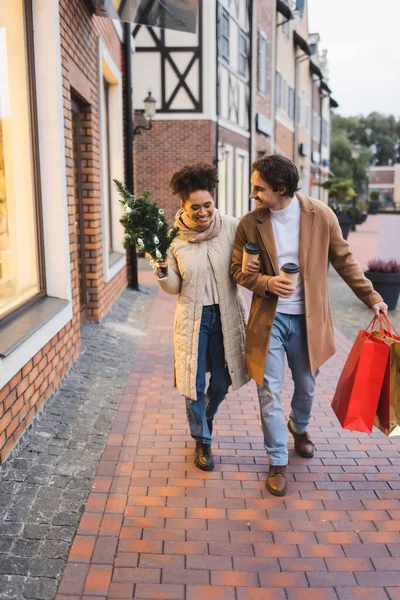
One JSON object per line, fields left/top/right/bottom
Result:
{"left": 368, "top": 202, "right": 379, "bottom": 215}
{"left": 337, "top": 213, "right": 353, "bottom": 240}
{"left": 364, "top": 271, "right": 400, "bottom": 311}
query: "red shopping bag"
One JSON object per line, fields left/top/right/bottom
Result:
{"left": 331, "top": 317, "right": 390, "bottom": 433}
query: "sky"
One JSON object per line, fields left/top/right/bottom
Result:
{"left": 308, "top": 0, "right": 400, "bottom": 118}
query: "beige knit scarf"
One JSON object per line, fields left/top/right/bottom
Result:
{"left": 174, "top": 208, "right": 222, "bottom": 243}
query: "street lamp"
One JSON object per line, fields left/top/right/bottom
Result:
{"left": 350, "top": 144, "right": 361, "bottom": 228}
{"left": 133, "top": 90, "right": 157, "bottom": 135}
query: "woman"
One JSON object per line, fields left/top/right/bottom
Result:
{"left": 154, "top": 163, "right": 256, "bottom": 471}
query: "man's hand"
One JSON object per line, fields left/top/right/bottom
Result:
{"left": 372, "top": 301, "right": 388, "bottom": 318}
{"left": 244, "top": 259, "right": 260, "bottom": 275}
{"left": 267, "top": 275, "right": 296, "bottom": 298}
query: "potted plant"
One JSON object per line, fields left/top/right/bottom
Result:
{"left": 364, "top": 258, "right": 400, "bottom": 311}
{"left": 329, "top": 203, "right": 354, "bottom": 240}
{"left": 368, "top": 191, "right": 380, "bottom": 215}
{"left": 320, "top": 178, "right": 357, "bottom": 240}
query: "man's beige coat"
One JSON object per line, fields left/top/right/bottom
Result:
{"left": 230, "top": 193, "right": 383, "bottom": 386}
{"left": 159, "top": 215, "right": 249, "bottom": 400}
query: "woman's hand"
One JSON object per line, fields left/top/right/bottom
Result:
{"left": 267, "top": 275, "right": 295, "bottom": 298}
{"left": 244, "top": 259, "right": 260, "bottom": 275}
{"left": 152, "top": 260, "right": 168, "bottom": 278}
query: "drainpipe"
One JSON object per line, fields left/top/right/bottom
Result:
{"left": 248, "top": 0, "right": 253, "bottom": 210}
{"left": 215, "top": 0, "right": 220, "bottom": 206}
{"left": 319, "top": 91, "right": 329, "bottom": 190}
{"left": 124, "top": 22, "right": 139, "bottom": 290}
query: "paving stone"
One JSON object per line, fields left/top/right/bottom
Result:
{"left": 0, "top": 555, "right": 30, "bottom": 575}
{"left": 40, "top": 540, "right": 70, "bottom": 560}
{"left": 23, "top": 577, "right": 59, "bottom": 600}
{"left": 47, "top": 527, "right": 75, "bottom": 543}
{"left": 23, "top": 524, "right": 49, "bottom": 540}
{"left": 0, "top": 539, "right": 13, "bottom": 554}
{"left": 13, "top": 539, "right": 39, "bottom": 558}
{"left": 30, "top": 558, "right": 64, "bottom": 578}
{"left": 0, "top": 574, "right": 26, "bottom": 599}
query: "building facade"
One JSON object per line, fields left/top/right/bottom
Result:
{"left": 368, "top": 164, "right": 400, "bottom": 208}
{"left": 0, "top": 0, "right": 128, "bottom": 462}
{"left": 132, "top": 0, "right": 337, "bottom": 224}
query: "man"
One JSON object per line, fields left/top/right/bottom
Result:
{"left": 230, "top": 155, "right": 387, "bottom": 497}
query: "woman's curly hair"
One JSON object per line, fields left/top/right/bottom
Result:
{"left": 170, "top": 163, "right": 219, "bottom": 203}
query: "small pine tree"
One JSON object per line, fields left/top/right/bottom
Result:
{"left": 114, "top": 180, "right": 179, "bottom": 263}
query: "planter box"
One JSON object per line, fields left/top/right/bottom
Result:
{"left": 368, "top": 202, "right": 379, "bottom": 215}
{"left": 337, "top": 213, "right": 353, "bottom": 240}
{"left": 364, "top": 271, "right": 400, "bottom": 311}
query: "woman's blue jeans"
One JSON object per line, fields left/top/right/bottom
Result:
{"left": 185, "top": 305, "right": 231, "bottom": 445}
{"left": 257, "top": 312, "right": 319, "bottom": 466}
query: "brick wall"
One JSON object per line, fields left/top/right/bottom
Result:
{"left": 0, "top": 0, "right": 128, "bottom": 463}
{"left": 134, "top": 119, "right": 216, "bottom": 226}
{"left": 369, "top": 170, "right": 395, "bottom": 185}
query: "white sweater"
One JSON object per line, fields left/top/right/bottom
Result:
{"left": 270, "top": 196, "right": 305, "bottom": 315}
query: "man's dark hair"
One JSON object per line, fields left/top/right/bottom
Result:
{"left": 252, "top": 154, "right": 300, "bottom": 197}
{"left": 170, "top": 163, "right": 219, "bottom": 202}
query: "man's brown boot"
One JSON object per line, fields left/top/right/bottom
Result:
{"left": 266, "top": 465, "right": 287, "bottom": 496}
{"left": 287, "top": 420, "right": 315, "bottom": 458}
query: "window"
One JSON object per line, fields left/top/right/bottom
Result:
{"left": 305, "top": 104, "right": 310, "bottom": 132}
{"left": 300, "top": 90, "right": 305, "bottom": 128}
{"left": 282, "top": 19, "right": 290, "bottom": 40}
{"left": 0, "top": 0, "right": 44, "bottom": 320}
{"left": 322, "top": 119, "right": 329, "bottom": 146}
{"left": 219, "top": 7, "right": 230, "bottom": 62}
{"left": 313, "top": 112, "right": 321, "bottom": 141}
{"left": 235, "top": 149, "right": 249, "bottom": 218}
{"left": 288, "top": 87, "right": 295, "bottom": 120}
{"left": 238, "top": 29, "right": 247, "bottom": 76}
{"left": 103, "top": 79, "right": 113, "bottom": 252}
{"left": 217, "top": 144, "right": 233, "bottom": 216}
{"left": 283, "top": 79, "right": 288, "bottom": 113}
{"left": 99, "top": 39, "right": 125, "bottom": 277}
{"left": 275, "top": 71, "right": 281, "bottom": 108}
{"left": 257, "top": 32, "right": 269, "bottom": 95}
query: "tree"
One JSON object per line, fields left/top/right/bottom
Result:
{"left": 330, "top": 112, "right": 400, "bottom": 199}
{"left": 320, "top": 178, "right": 357, "bottom": 203}
{"left": 332, "top": 112, "right": 400, "bottom": 166}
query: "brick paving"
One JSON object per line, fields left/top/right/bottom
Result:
{"left": 55, "top": 267, "right": 400, "bottom": 600}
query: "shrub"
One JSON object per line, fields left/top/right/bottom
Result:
{"left": 366, "top": 258, "right": 400, "bottom": 274}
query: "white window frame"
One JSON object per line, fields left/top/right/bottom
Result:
{"left": 218, "top": 143, "right": 234, "bottom": 216}
{"left": 257, "top": 31, "right": 269, "bottom": 96}
{"left": 235, "top": 148, "right": 249, "bottom": 219}
{"left": 98, "top": 38, "right": 126, "bottom": 283}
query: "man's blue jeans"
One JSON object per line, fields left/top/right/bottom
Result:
{"left": 257, "top": 312, "right": 318, "bottom": 466}
{"left": 185, "top": 305, "right": 231, "bottom": 445}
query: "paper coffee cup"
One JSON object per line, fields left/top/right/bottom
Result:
{"left": 281, "top": 262, "right": 300, "bottom": 287}
{"left": 242, "top": 243, "right": 260, "bottom": 273}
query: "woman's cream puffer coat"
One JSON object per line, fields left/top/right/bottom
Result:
{"left": 158, "top": 215, "right": 249, "bottom": 400}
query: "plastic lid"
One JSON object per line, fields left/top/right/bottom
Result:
{"left": 243, "top": 243, "right": 260, "bottom": 254}
{"left": 281, "top": 262, "right": 300, "bottom": 274}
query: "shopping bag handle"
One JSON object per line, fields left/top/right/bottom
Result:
{"left": 365, "top": 316, "right": 385, "bottom": 338}
{"left": 380, "top": 314, "right": 399, "bottom": 337}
